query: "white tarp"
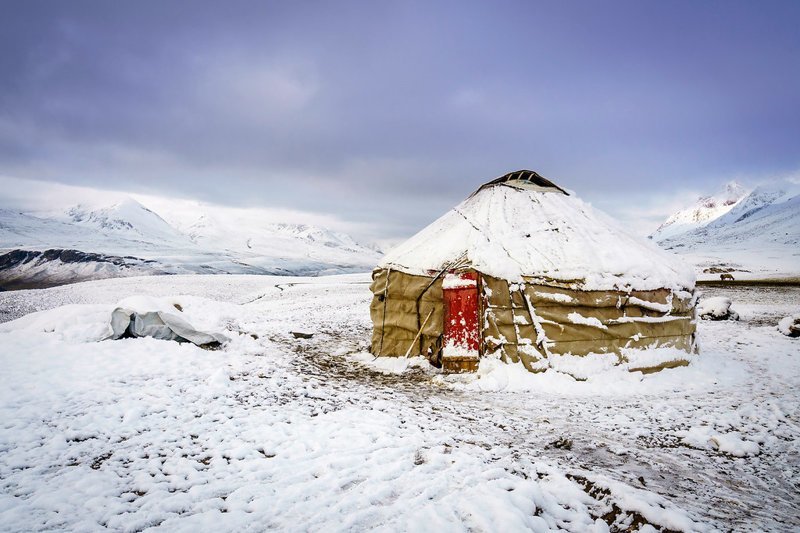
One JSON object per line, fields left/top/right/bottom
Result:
{"left": 109, "top": 307, "right": 229, "bottom": 346}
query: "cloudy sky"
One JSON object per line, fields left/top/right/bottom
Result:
{"left": 1, "top": 1, "right": 798, "bottom": 241}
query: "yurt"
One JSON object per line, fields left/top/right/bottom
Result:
{"left": 369, "top": 170, "right": 698, "bottom": 376}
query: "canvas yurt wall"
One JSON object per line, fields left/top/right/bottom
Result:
{"left": 369, "top": 268, "right": 444, "bottom": 358}
{"left": 479, "top": 275, "right": 696, "bottom": 373}
{"left": 369, "top": 270, "right": 696, "bottom": 373}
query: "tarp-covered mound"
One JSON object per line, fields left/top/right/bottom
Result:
{"left": 109, "top": 296, "right": 229, "bottom": 347}
{"left": 0, "top": 294, "right": 231, "bottom": 347}
{"left": 370, "top": 170, "right": 698, "bottom": 375}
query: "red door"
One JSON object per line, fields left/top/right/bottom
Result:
{"left": 442, "top": 272, "right": 480, "bottom": 360}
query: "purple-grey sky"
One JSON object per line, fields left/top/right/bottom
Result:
{"left": 1, "top": 0, "right": 799, "bottom": 240}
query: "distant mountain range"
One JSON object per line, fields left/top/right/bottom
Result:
{"left": 3, "top": 180, "right": 797, "bottom": 289}
{"left": 0, "top": 198, "right": 381, "bottom": 289}
{"left": 651, "top": 180, "right": 800, "bottom": 280}
{"left": 651, "top": 182, "right": 749, "bottom": 241}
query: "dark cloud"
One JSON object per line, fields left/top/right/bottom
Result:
{"left": 1, "top": 0, "right": 799, "bottom": 238}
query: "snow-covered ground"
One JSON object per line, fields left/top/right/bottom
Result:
{"left": 1, "top": 275, "right": 798, "bottom": 531}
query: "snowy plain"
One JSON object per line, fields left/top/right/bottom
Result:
{"left": 0, "top": 275, "right": 798, "bottom": 532}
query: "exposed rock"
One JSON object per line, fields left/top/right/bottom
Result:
{"left": 777, "top": 314, "right": 800, "bottom": 337}
{"left": 698, "top": 296, "right": 739, "bottom": 321}
{"left": 0, "top": 249, "right": 159, "bottom": 290}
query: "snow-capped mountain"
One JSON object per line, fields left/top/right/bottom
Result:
{"left": 0, "top": 198, "right": 382, "bottom": 289}
{"left": 63, "top": 199, "right": 191, "bottom": 247}
{"left": 652, "top": 180, "right": 800, "bottom": 279}
{"left": 651, "top": 182, "right": 748, "bottom": 241}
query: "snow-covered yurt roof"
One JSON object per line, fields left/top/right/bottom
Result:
{"left": 379, "top": 170, "right": 695, "bottom": 291}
